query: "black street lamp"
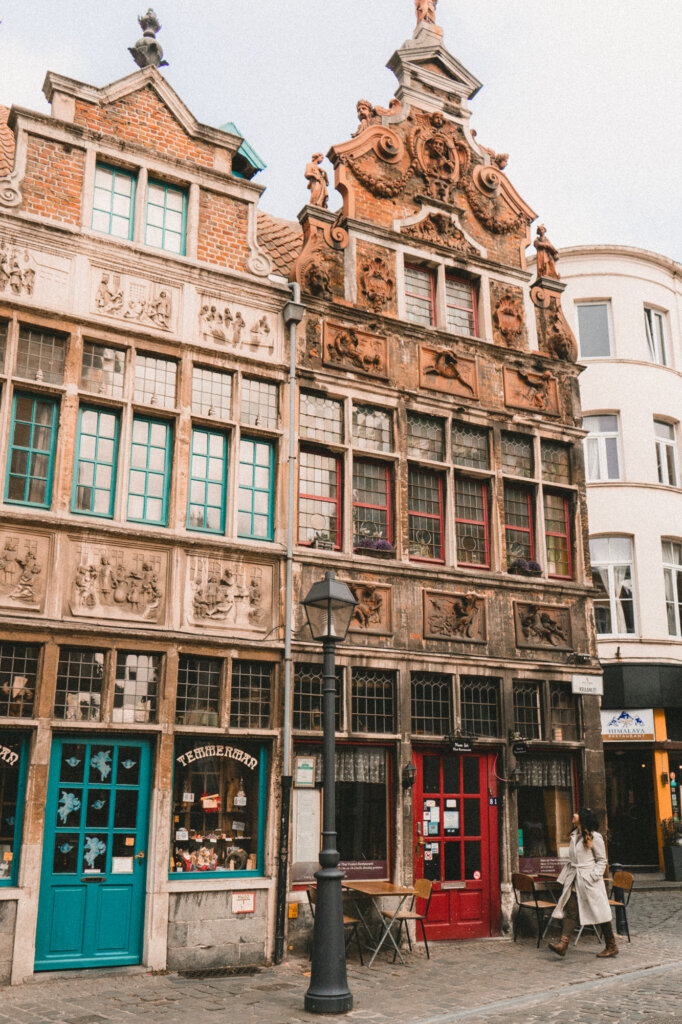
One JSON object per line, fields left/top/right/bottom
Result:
{"left": 302, "top": 571, "right": 357, "bottom": 1015}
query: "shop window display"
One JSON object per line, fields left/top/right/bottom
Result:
{"left": 0, "top": 731, "right": 28, "bottom": 885}
{"left": 170, "top": 738, "right": 265, "bottom": 876}
{"left": 517, "top": 755, "right": 574, "bottom": 873}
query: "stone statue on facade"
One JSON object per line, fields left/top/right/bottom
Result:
{"left": 534, "top": 224, "right": 560, "bottom": 280}
{"left": 415, "top": 0, "right": 438, "bottom": 25}
{"left": 305, "top": 153, "right": 329, "bottom": 209}
{"left": 129, "top": 9, "right": 169, "bottom": 69}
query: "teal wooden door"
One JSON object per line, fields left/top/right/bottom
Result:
{"left": 35, "top": 736, "right": 151, "bottom": 970}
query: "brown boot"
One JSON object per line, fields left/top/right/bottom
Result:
{"left": 548, "top": 936, "right": 569, "bottom": 957}
{"left": 596, "top": 938, "right": 619, "bottom": 958}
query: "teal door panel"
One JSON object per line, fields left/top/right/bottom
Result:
{"left": 35, "top": 736, "right": 151, "bottom": 970}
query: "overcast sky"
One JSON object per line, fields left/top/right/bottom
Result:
{"left": 2, "top": 0, "right": 681, "bottom": 262}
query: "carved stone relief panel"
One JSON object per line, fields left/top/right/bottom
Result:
{"left": 423, "top": 591, "right": 486, "bottom": 643}
{"left": 514, "top": 602, "right": 572, "bottom": 651}
{"left": 198, "top": 295, "right": 275, "bottom": 356}
{"left": 491, "top": 281, "right": 528, "bottom": 350}
{"left": 347, "top": 581, "right": 392, "bottom": 636}
{"left": 356, "top": 242, "right": 396, "bottom": 315}
{"left": 0, "top": 237, "right": 70, "bottom": 309}
{"left": 323, "top": 320, "right": 388, "bottom": 377}
{"left": 91, "top": 267, "right": 179, "bottom": 333}
{"left": 65, "top": 540, "right": 167, "bottom": 624}
{"left": 503, "top": 366, "right": 559, "bottom": 415}
{"left": 0, "top": 530, "right": 52, "bottom": 614}
{"left": 420, "top": 345, "right": 478, "bottom": 399}
{"left": 186, "top": 555, "right": 273, "bottom": 636}
{"left": 400, "top": 212, "right": 479, "bottom": 255}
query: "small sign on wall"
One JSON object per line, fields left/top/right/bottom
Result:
{"left": 295, "top": 755, "right": 317, "bottom": 788}
{"left": 232, "top": 891, "right": 256, "bottom": 915}
{"left": 572, "top": 674, "right": 603, "bottom": 696}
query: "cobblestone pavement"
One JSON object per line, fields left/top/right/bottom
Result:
{"left": 1, "top": 891, "right": 681, "bottom": 1024}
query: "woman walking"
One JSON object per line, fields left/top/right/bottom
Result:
{"left": 548, "top": 807, "right": 618, "bottom": 958}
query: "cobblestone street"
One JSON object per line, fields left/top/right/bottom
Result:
{"left": 1, "top": 889, "right": 680, "bottom": 1024}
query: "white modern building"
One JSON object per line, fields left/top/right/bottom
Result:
{"left": 558, "top": 245, "right": 682, "bottom": 869}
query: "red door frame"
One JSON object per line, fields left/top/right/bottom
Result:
{"left": 412, "top": 748, "right": 500, "bottom": 940}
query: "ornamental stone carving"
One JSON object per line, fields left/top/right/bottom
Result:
{"left": 0, "top": 532, "right": 50, "bottom": 613}
{"left": 409, "top": 111, "right": 466, "bottom": 205}
{"left": 67, "top": 543, "right": 166, "bottom": 623}
{"left": 503, "top": 365, "right": 559, "bottom": 415}
{"left": 415, "top": 0, "right": 438, "bottom": 25}
{"left": 360, "top": 255, "right": 395, "bottom": 313}
{"left": 424, "top": 591, "right": 486, "bottom": 643}
{"left": 462, "top": 164, "right": 527, "bottom": 235}
{"left": 198, "top": 298, "right": 273, "bottom": 354}
{"left": 129, "top": 8, "right": 169, "bottom": 69}
{"left": 534, "top": 224, "right": 560, "bottom": 280}
{"left": 491, "top": 281, "right": 527, "bottom": 349}
{"left": 401, "top": 213, "right": 478, "bottom": 255}
{"left": 352, "top": 98, "right": 402, "bottom": 138}
{"left": 531, "top": 282, "right": 578, "bottom": 362}
{"left": 305, "top": 153, "right": 329, "bottom": 209}
{"left": 305, "top": 317, "right": 322, "bottom": 360}
{"left": 92, "top": 269, "right": 177, "bottom": 332}
{"left": 420, "top": 345, "right": 478, "bottom": 398}
{"left": 0, "top": 239, "right": 35, "bottom": 296}
{"left": 514, "top": 602, "right": 572, "bottom": 651}
{"left": 186, "top": 556, "right": 273, "bottom": 635}
{"left": 348, "top": 582, "right": 392, "bottom": 636}
{"left": 324, "top": 320, "right": 388, "bottom": 376}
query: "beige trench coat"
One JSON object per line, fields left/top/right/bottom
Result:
{"left": 551, "top": 829, "right": 612, "bottom": 926}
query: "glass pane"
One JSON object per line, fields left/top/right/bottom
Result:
{"left": 60, "top": 744, "right": 87, "bottom": 782}
{"left": 56, "top": 788, "right": 82, "bottom": 827}
{"left": 89, "top": 747, "right": 114, "bottom": 783}
{"left": 464, "top": 840, "right": 481, "bottom": 879}
{"left": 86, "top": 790, "right": 110, "bottom": 828}
{"left": 442, "top": 757, "right": 458, "bottom": 794}
{"left": 114, "top": 790, "right": 138, "bottom": 829}
{"left": 82, "top": 834, "right": 108, "bottom": 873}
{"left": 53, "top": 835, "right": 79, "bottom": 874}
{"left": 117, "top": 748, "right": 141, "bottom": 785}
{"left": 462, "top": 758, "right": 479, "bottom": 794}
{"left": 443, "top": 842, "right": 461, "bottom": 881}
{"left": 577, "top": 303, "right": 610, "bottom": 358}
{"left": 463, "top": 799, "right": 480, "bottom": 837}
{"left": 423, "top": 757, "right": 439, "bottom": 794}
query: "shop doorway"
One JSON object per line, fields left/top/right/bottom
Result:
{"left": 413, "top": 750, "right": 499, "bottom": 940}
{"left": 35, "top": 736, "right": 151, "bottom": 970}
{"left": 604, "top": 749, "right": 659, "bottom": 867}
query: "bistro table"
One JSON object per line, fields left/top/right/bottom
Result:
{"left": 343, "top": 880, "right": 417, "bottom": 966}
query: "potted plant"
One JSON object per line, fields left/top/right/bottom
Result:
{"left": 508, "top": 558, "right": 542, "bottom": 577}
{"left": 353, "top": 537, "right": 395, "bottom": 558}
{"left": 661, "top": 818, "right": 682, "bottom": 881}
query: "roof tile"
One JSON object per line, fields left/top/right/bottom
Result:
{"left": 257, "top": 210, "right": 302, "bottom": 277}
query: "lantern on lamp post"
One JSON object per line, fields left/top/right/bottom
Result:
{"left": 302, "top": 571, "right": 356, "bottom": 1015}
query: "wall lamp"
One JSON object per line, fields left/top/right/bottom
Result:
{"left": 402, "top": 763, "right": 417, "bottom": 790}
{"left": 566, "top": 652, "right": 591, "bottom": 666}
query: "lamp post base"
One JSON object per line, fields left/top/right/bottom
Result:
{"left": 304, "top": 864, "right": 353, "bottom": 1015}
{"left": 304, "top": 992, "right": 354, "bottom": 1015}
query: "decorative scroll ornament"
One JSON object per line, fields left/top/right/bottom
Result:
{"left": 463, "top": 164, "right": 526, "bottom": 235}
{"left": 401, "top": 213, "right": 478, "bottom": 255}
{"left": 0, "top": 240, "right": 35, "bottom": 295}
{"left": 408, "top": 112, "right": 466, "bottom": 205}
{"left": 129, "top": 8, "right": 168, "bottom": 68}
{"left": 360, "top": 255, "right": 394, "bottom": 313}
{"left": 531, "top": 284, "right": 578, "bottom": 362}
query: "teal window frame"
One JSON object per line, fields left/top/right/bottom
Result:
{"left": 168, "top": 742, "right": 267, "bottom": 880}
{"left": 127, "top": 416, "right": 172, "bottom": 526}
{"left": 71, "top": 406, "right": 120, "bottom": 518}
{"left": 238, "top": 437, "right": 274, "bottom": 541}
{"left": 187, "top": 428, "right": 228, "bottom": 534}
{"left": 145, "top": 179, "right": 187, "bottom": 255}
{"left": 0, "top": 732, "right": 29, "bottom": 888}
{"left": 91, "top": 162, "right": 136, "bottom": 241}
{"left": 5, "top": 392, "right": 59, "bottom": 509}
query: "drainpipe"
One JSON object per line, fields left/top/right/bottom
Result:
{"left": 274, "top": 282, "right": 305, "bottom": 964}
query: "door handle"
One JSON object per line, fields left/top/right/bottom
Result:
{"left": 134, "top": 851, "right": 145, "bottom": 860}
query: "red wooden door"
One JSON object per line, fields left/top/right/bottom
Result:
{"left": 413, "top": 750, "right": 500, "bottom": 940}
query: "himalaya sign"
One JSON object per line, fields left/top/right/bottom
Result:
{"left": 600, "top": 709, "right": 655, "bottom": 742}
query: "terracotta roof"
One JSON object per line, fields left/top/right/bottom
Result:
{"left": 0, "top": 106, "right": 14, "bottom": 178}
{"left": 257, "top": 210, "right": 302, "bottom": 277}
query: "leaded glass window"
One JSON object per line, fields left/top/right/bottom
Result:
{"left": 504, "top": 484, "right": 535, "bottom": 564}
{"left": 352, "top": 459, "right": 392, "bottom": 547}
{"left": 549, "top": 682, "right": 579, "bottom": 742}
{"left": 127, "top": 417, "right": 172, "bottom": 525}
{"left": 6, "top": 393, "right": 58, "bottom": 508}
{"left": 54, "top": 649, "right": 105, "bottom": 722}
{"left": 192, "top": 367, "right": 232, "bottom": 420}
{"left": 238, "top": 438, "right": 274, "bottom": 540}
{"left": 187, "top": 429, "right": 227, "bottom": 533}
{"left": 293, "top": 663, "right": 342, "bottom": 731}
{"left": 0, "top": 321, "right": 8, "bottom": 373}
{"left": 352, "top": 405, "right": 392, "bottom": 452}
{"left": 230, "top": 660, "right": 272, "bottom": 728}
{"left": 351, "top": 668, "right": 395, "bottom": 733}
{"left": 72, "top": 407, "right": 119, "bottom": 517}
{"left": 544, "top": 492, "right": 571, "bottom": 578}
{"left": 241, "top": 379, "right": 278, "bottom": 429}
{"left": 298, "top": 449, "right": 342, "bottom": 548}
{"left": 16, "top": 326, "right": 65, "bottom": 384}
{"left": 134, "top": 354, "right": 177, "bottom": 408}
{"left": 460, "top": 677, "right": 500, "bottom": 737}
{"left": 175, "top": 655, "right": 222, "bottom": 726}
{"left": 455, "top": 477, "right": 489, "bottom": 567}
{"left": 541, "top": 440, "right": 571, "bottom": 484}
{"left": 452, "top": 423, "right": 489, "bottom": 469}
{"left": 113, "top": 652, "right": 160, "bottom": 723}
{"left": 411, "top": 672, "right": 452, "bottom": 735}
{"left": 408, "top": 467, "right": 444, "bottom": 561}
{"left": 445, "top": 275, "right": 477, "bottom": 336}
{"left": 81, "top": 342, "right": 125, "bottom": 398}
{"left": 300, "top": 391, "right": 343, "bottom": 443}
{"left": 513, "top": 681, "right": 541, "bottom": 739}
{"left": 407, "top": 412, "right": 445, "bottom": 461}
{"left": 0, "top": 643, "right": 39, "bottom": 718}
{"left": 404, "top": 265, "right": 435, "bottom": 326}
{"left": 502, "top": 432, "right": 534, "bottom": 477}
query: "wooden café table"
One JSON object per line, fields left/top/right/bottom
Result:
{"left": 343, "top": 880, "right": 417, "bottom": 966}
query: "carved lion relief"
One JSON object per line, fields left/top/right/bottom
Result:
{"left": 324, "top": 321, "right": 388, "bottom": 377}
{"left": 423, "top": 591, "right": 486, "bottom": 643}
{"left": 347, "top": 582, "right": 392, "bottom": 636}
{"left": 0, "top": 531, "right": 51, "bottom": 614}
{"left": 503, "top": 366, "right": 559, "bottom": 416}
{"left": 66, "top": 542, "right": 166, "bottom": 624}
{"left": 514, "top": 602, "right": 572, "bottom": 651}
{"left": 420, "top": 346, "right": 478, "bottom": 399}
{"left": 186, "top": 556, "right": 272, "bottom": 635}
{"left": 491, "top": 281, "right": 527, "bottom": 349}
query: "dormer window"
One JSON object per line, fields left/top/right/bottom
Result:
{"left": 145, "top": 180, "right": 187, "bottom": 255}
{"left": 92, "top": 164, "right": 136, "bottom": 240}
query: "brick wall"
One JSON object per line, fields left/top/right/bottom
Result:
{"left": 21, "top": 135, "right": 85, "bottom": 225}
{"left": 197, "top": 189, "right": 249, "bottom": 272}
{"left": 74, "top": 88, "right": 214, "bottom": 167}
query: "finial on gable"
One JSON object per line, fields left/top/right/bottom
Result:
{"left": 129, "top": 9, "right": 169, "bottom": 69}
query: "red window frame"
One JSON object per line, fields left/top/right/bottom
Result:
{"left": 352, "top": 458, "right": 393, "bottom": 546}
{"left": 404, "top": 264, "right": 436, "bottom": 326}
{"left": 298, "top": 446, "right": 343, "bottom": 550}
{"left": 455, "top": 476, "right": 490, "bottom": 569}
{"left": 504, "top": 484, "right": 535, "bottom": 563}
{"left": 544, "top": 491, "right": 573, "bottom": 579}
{"left": 408, "top": 467, "right": 445, "bottom": 564}
{"left": 445, "top": 273, "right": 478, "bottom": 337}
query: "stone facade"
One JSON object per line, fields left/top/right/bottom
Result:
{"left": 0, "top": 7, "right": 604, "bottom": 984}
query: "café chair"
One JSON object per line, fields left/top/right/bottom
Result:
{"left": 380, "top": 877, "right": 433, "bottom": 960}
{"left": 307, "top": 886, "right": 364, "bottom": 965}
{"left": 511, "top": 872, "right": 557, "bottom": 948}
{"left": 608, "top": 870, "right": 634, "bottom": 942}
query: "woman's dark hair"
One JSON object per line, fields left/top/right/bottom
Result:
{"left": 578, "top": 807, "right": 599, "bottom": 832}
